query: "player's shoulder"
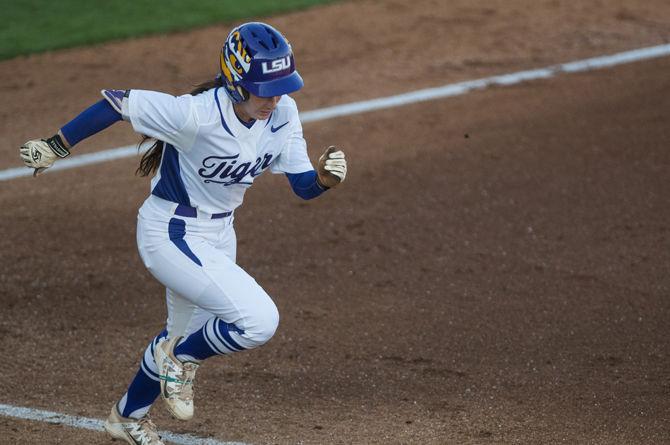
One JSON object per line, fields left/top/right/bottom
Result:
{"left": 187, "top": 88, "right": 221, "bottom": 124}
{"left": 188, "top": 87, "right": 217, "bottom": 106}
{"left": 272, "top": 95, "right": 300, "bottom": 121}
{"left": 277, "top": 94, "right": 298, "bottom": 111}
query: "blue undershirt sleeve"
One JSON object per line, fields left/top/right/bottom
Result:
{"left": 60, "top": 99, "right": 123, "bottom": 146}
{"left": 286, "top": 170, "right": 327, "bottom": 200}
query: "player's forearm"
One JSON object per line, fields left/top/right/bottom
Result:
{"left": 286, "top": 170, "right": 327, "bottom": 200}
{"left": 19, "top": 98, "right": 122, "bottom": 176}
{"left": 59, "top": 99, "right": 123, "bottom": 147}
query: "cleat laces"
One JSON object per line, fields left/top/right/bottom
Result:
{"left": 124, "top": 416, "right": 162, "bottom": 445}
{"left": 161, "top": 360, "right": 199, "bottom": 403}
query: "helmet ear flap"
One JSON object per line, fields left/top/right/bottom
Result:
{"left": 220, "top": 48, "right": 248, "bottom": 103}
{"left": 219, "top": 74, "right": 248, "bottom": 103}
{"left": 239, "top": 86, "right": 249, "bottom": 102}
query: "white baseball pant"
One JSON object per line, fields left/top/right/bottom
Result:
{"left": 135, "top": 195, "right": 279, "bottom": 349}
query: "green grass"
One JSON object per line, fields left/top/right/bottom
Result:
{"left": 0, "top": 0, "right": 336, "bottom": 60}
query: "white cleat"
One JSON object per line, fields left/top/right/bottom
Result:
{"left": 154, "top": 336, "right": 199, "bottom": 421}
{"left": 104, "top": 404, "right": 164, "bottom": 445}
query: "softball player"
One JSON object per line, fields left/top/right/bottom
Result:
{"left": 20, "top": 22, "right": 347, "bottom": 445}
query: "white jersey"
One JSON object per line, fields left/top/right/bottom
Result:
{"left": 121, "top": 88, "right": 314, "bottom": 213}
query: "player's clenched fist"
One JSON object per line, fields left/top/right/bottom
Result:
{"left": 19, "top": 135, "right": 71, "bottom": 176}
{"left": 317, "top": 146, "right": 347, "bottom": 188}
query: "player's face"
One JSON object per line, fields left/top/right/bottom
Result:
{"left": 234, "top": 94, "right": 281, "bottom": 122}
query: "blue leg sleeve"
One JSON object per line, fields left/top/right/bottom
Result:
{"left": 116, "top": 330, "right": 167, "bottom": 419}
{"left": 174, "top": 317, "right": 247, "bottom": 361}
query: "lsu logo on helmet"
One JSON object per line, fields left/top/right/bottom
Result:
{"left": 262, "top": 56, "right": 291, "bottom": 74}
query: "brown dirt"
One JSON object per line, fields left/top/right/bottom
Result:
{"left": 1, "top": 0, "right": 670, "bottom": 444}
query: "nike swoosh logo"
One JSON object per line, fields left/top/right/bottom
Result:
{"left": 270, "top": 121, "right": 289, "bottom": 133}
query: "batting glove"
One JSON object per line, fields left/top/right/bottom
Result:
{"left": 20, "top": 135, "right": 70, "bottom": 176}
{"left": 317, "top": 146, "right": 347, "bottom": 188}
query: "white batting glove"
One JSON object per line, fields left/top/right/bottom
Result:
{"left": 19, "top": 135, "right": 70, "bottom": 176}
{"left": 317, "top": 146, "right": 347, "bottom": 188}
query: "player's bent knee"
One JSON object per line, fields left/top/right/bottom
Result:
{"left": 244, "top": 300, "right": 279, "bottom": 347}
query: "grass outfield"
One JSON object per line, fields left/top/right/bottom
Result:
{"left": 0, "top": 0, "right": 336, "bottom": 60}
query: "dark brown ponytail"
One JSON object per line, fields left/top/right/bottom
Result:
{"left": 136, "top": 77, "right": 225, "bottom": 177}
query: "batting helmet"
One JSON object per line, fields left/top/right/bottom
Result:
{"left": 220, "top": 22, "right": 303, "bottom": 103}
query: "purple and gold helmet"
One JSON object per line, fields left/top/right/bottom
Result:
{"left": 220, "top": 22, "right": 304, "bottom": 103}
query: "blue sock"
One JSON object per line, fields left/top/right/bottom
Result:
{"left": 117, "top": 330, "right": 167, "bottom": 419}
{"left": 174, "top": 317, "right": 246, "bottom": 361}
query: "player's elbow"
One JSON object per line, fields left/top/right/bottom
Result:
{"left": 286, "top": 171, "right": 325, "bottom": 200}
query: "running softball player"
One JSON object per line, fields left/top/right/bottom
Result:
{"left": 19, "top": 22, "right": 347, "bottom": 445}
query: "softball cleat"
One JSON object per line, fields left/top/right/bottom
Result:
{"left": 155, "top": 336, "right": 199, "bottom": 421}
{"left": 104, "top": 404, "right": 164, "bottom": 445}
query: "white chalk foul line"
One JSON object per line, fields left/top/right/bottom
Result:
{"left": 0, "top": 403, "right": 248, "bottom": 445}
{"left": 3, "top": 42, "right": 670, "bottom": 182}
{"left": 298, "top": 43, "right": 670, "bottom": 121}
{"left": 1, "top": 144, "right": 139, "bottom": 181}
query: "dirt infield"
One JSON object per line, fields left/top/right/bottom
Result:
{"left": 1, "top": 0, "right": 670, "bottom": 444}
